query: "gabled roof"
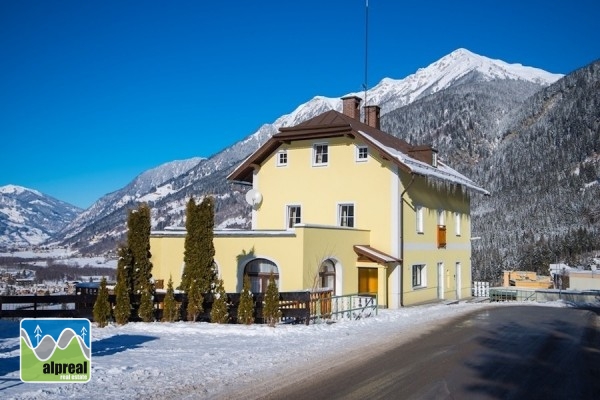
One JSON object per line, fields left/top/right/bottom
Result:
{"left": 228, "top": 110, "right": 488, "bottom": 195}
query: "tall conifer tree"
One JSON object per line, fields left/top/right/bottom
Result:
{"left": 130, "top": 204, "right": 154, "bottom": 295}
{"left": 114, "top": 244, "right": 132, "bottom": 324}
{"left": 198, "top": 196, "right": 217, "bottom": 293}
{"left": 182, "top": 198, "right": 203, "bottom": 317}
{"left": 181, "top": 196, "right": 217, "bottom": 320}
{"left": 127, "top": 204, "right": 155, "bottom": 321}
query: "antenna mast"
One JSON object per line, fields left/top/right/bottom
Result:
{"left": 363, "top": 0, "right": 369, "bottom": 123}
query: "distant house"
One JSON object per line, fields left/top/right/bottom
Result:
{"left": 502, "top": 270, "right": 553, "bottom": 289}
{"left": 150, "top": 96, "right": 488, "bottom": 308}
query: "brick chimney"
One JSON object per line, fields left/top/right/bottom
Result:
{"left": 341, "top": 96, "right": 362, "bottom": 120}
{"left": 364, "top": 105, "right": 381, "bottom": 129}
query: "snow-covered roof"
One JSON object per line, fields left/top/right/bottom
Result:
{"left": 229, "top": 109, "right": 488, "bottom": 196}
{"left": 359, "top": 130, "right": 489, "bottom": 195}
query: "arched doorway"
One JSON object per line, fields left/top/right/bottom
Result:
{"left": 244, "top": 258, "right": 279, "bottom": 293}
{"left": 319, "top": 259, "right": 336, "bottom": 294}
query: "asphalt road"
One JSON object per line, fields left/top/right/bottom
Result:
{"left": 258, "top": 305, "right": 600, "bottom": 400}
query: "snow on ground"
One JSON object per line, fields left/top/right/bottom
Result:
{"left": 0, "top": 249, "right": 117, "bottom": 269}
{"left": 0, "top": 301, "right": 567, "bottom": 400}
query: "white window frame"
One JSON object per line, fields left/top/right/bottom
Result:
{"left": 276, "top": 150, "right": 288, "bottom": 167}
{"left": 412, "top": 264, "right": 427, "bottom": 288}
{"left": 286, "top": 205, "right": 301, "bottom": 229}
{"left": 312, "top": 143, "right": 329, "bottom": 166}
{"left": 454, "top": 212, "right": 461, "bottom": 236}
{"left": 338, "top": 203, "right": 355, "bottom": 227}
{"left": 416, "top": 205, "right": 424, "bottom": 234}
{"left": 355, "top": 145, "right": 368, "bottom": 162}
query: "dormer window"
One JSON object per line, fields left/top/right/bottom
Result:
{"left": 313, "top": 143, "right": 328, "bottom": 166}
{"left": 277, "top": 150, "right": 288, "bottom": 167}
{"left": 356, "top": 145, "right": 368, "bottom": 162}
{"left": 432, "top": 152, "right": 438, "bottom": 168}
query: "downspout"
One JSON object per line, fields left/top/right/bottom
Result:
{"left": 399, "top": 173, "right": 416, "bottom": 307}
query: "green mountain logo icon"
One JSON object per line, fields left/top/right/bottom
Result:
{"left": 20, "top": 318, "right": 91, "bottom": 383}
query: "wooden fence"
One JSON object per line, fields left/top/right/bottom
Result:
{"left": 0, "top": 290, "right": 333, "bottom": 325}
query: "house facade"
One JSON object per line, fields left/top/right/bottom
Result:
{"left": 150, "top": 96, "right": 488, "bottom": 308}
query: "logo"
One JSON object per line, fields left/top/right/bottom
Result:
{"left": 20, "top": 318, "right": 91, "bottom": 383}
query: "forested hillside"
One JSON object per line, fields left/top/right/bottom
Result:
{"left": 471, "top": 60, "right": 600, "bottom": 281}
{"left": 384, "top": 61, "right": 600, "bottom": 282}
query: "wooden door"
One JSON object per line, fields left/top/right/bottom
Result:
{"left": 358, "top": 268, "right": 378, "bottom": 295}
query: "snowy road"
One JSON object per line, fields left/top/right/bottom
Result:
{"left": 256, "top": 305, "right": 600, "bottom": 400}
{"left": 0, "top": 301, "right": 587, "bottom": 399}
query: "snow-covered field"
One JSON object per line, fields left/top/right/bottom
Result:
{"left": 0, "top": 301, "right": 566, "bottom": 400}
{"left": 0, "top": 249, "right": 117, "bottom": 269}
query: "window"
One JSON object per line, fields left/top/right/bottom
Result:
{"left": 454, "top": 212, "right": 461, "bottom": 236}
{"left": 313, "top": 143, "right": 328, "bottom": 165}
{"left": 287, "top": 205, "right": 301, "bottom": 228}
{"left": 437, "top": 209, "right": 445, "bottom": 226}
{"left": 416, "top": 205, "right": 424, "bottom": 233}
{"left": 412, "top": 264, "right": 426, "bottom": 288}
{"left": 244, "top": 258, "right": 279, "bottom": 293}
{"left": 338, "top": 204, "right": 355, "bottom": 227}
{"left": 437, "top": 209, "right": 446, "bottom": 248}
{"left": 356, "top": 145, "right": 368, "bottom": 162}
{"left": 432, "top": 152, "right": 438, "bottom": 168}
{"left": 319, "top": 259, "right": 336, "bottom": 293}
{"left": 277, "top": 150, "right": 287, "bottom": 166}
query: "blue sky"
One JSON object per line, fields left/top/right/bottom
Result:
{"left": 1, "top": 0, "right": 598, "bottom": 209}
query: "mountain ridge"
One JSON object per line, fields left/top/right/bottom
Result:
{"left": 1, "top": 49, "right": 571, "bottom": 265}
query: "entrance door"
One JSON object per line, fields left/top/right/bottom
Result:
{"left": 437, "top": 262, "right": 444, "bottom": 299}
{"left": 455, "top": 262, "right": 462, "bottom": 299}
{"left": 358, "top": 268, "right": 378, "bottom": 295}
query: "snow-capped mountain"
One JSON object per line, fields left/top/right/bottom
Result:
{"left": 262, "top": 48, "right": 563, "bottom": 125}
{"left": 344, "top": 48, "right": 563, "bottom": 114}
{"left": 52, "top": 158, "right": 205, "bottom": 249}
{"left": 9, "top": 48, "right": 567, "bottom": 256}
{"left": 0, "top": 185, "right": 81, "bottom": 249}
{"left": 234, "top": 49, "right": 564, "bottom": 147}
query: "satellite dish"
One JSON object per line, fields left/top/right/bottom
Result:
{"left": 245, "top": 189, "right": 263, "bottom": 209}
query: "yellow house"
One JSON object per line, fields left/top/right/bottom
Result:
{"left": 150, "top": 96, "right": 488, "bottom": 308}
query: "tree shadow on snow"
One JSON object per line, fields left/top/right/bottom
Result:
{"left": 0, "top": 355, "right": 19, "bottom": 377}
{"left": 0, "top": 320, "right": 19, "bottom": 341}
{"left": 93, "top": 334, "right": 158, "bottom": 357}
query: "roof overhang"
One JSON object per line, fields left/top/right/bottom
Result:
{"left": 354, "top": 245, "right": 401, "bottom": 265}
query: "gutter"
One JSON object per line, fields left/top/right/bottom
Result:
{"left": 229, "top": 180, "right": 253, "bottom": 187}
{"left": 399, "top": 173, "right": 416, "bottom": 307}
